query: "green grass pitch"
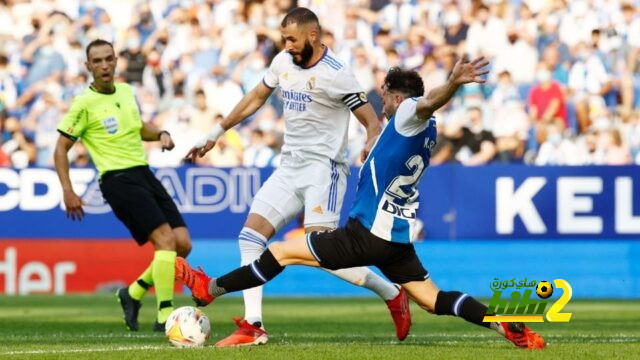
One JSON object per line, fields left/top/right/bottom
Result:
{"left": 0, "top": 295, "right": 638, "bottom": 359}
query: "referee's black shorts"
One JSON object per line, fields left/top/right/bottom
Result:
{"left": 99, "top": 165, "right": 186, "bottom": 245}
{"left": 307, "top": 218, "right": 429, "bottom": 284}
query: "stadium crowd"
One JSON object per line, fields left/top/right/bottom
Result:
{"left": 1, "top": 0, "right": 640, "bottom": 168}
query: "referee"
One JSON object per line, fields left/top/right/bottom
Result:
{"left": 54, "top": 39, "right": 191, "bottom": 332}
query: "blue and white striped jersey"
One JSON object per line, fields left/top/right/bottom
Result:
{"left": 349, "top": 98, "right": 437, "bottom": 243}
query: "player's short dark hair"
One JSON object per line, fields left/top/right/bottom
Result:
{"left": 86, "top": 39, "right": 114, "bottom": 60}
{"left": 281, "top": 7, "right": 320, "bottom": 28}
{"left": 384, "top": 67, "right": 425, "bottom": 98}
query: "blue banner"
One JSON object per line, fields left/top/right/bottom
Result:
{"left": 1, "top": 165, "right": 639, "bottom": 239}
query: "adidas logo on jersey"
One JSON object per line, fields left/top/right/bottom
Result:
{"left": 312, "top": 205, "right": 323, "bottom": 214}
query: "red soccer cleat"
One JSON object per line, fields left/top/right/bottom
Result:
{"left": 501, "top": 322, "right": 546, "bottom": 349}
{"left": 215, "top": 317, "right": 269, "bottom": 347}
{"left": 174, "top": 257, "right": 215, "bottom": 306}
{"left": 385, "top": 286, "right": 412, "bottom": 341}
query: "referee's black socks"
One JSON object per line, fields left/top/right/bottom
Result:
{"left": 435, "top": 291, "right": 491, "bottom": 328}
{"left": 209, "top": 249, "right": 285, "bottom": 297}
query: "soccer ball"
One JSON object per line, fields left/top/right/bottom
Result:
{"left": 165, "top": 306, "right": 211, "bottom": 348}
{"left": 536, "top": 281, "right": 554, "bottom": 299}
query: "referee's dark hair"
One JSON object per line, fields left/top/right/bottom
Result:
{"left": 384, "top": 67, "right": 425, "bottom": 98}
{"left": 86, "top": 39, "right": 114, "bottom": 59}
{"left": 281, "top": 7, "right": 320, "bottom": 28}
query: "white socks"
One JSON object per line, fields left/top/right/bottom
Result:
{"left": 238, "top": 227, "right": 267, "bottom": 325}
{"left": 324, "top": 267, "right": 399, "bottom": 301}
{"left": 239, "top": 227, "right": 400, "bottom": 327}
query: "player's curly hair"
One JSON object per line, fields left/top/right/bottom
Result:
{"left": 384, "top": 67, "right": 425, "bottom": 98}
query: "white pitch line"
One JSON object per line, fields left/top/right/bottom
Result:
{"left": 0, "top": 345, "right": 167, "bottom": 356}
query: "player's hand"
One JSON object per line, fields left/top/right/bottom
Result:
{"left": 185, "top": 138, "right": 216, "bottom": 162}
{"left": 160, "top": 132, "right": 175, "bottom": 152}
{"left": 360, "top": 136, "right": 378, "bottom": 163}
{"left": 63, "top": 190, "right": 85, "bottom": 221}
{"left": 450, "top": 55, "right": 490, "bottom": 86}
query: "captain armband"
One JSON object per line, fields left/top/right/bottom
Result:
{"left": 342, "top": 92, "right": 368, "bottom": 111}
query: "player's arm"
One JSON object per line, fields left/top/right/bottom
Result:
{"left": 53, "top": 134, "right": 84, "bottom": 221}
{"left": 416, "top": 56, "right": 489, "bottom": 120}
{"left": 333, "top": 67, "right": 381, "bottom": 162}
{"left": 140, "top": 121, "right": 174, "bottom": 151}
{"left": 186, "top": 82, "right": 274, "bottom": 161}
{"left": 351, "top": 103, "right": 382, "bottom": 162}
{"left": 220, "top": 81, "right": 274, "bottom": 131}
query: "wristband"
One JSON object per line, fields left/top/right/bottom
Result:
{"left": 158, "top": 130, "right": 170, "bottom": 140}
{"left": 207, "top": 123, "right": 225, "bottom": 142}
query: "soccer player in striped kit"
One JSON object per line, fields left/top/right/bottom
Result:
{"left": 180, "top": 55, "right": 546, "bottom": 350}
{"left": 186, "top": 7, "right": 409, "bottom": 346}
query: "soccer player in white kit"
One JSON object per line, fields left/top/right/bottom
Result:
{"left": 186, "top": 7, "right": 410, "bottom": 346}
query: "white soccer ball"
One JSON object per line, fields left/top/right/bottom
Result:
{"left": 165, "top": 306, "right": 211, "bottom": 348}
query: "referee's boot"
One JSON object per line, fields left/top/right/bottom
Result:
{"left": 116, "top": 287, "right": 141, "bottom": 331}
{"left": 153, "top": 321, "right": 166, "bottom": 332}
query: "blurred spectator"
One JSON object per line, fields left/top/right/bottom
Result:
{"left": 466, "top": 4, "right": 507, "bottom": 59}
{"left": 540, "top": 43, "right": 570, "bottom": 86}
{"left": 535, "top": 122, "right": 583, "bottom": 165}
{"left": 142, "top": 50, "right": 173, "bottom": 104}
{"left": 23, "top": 89, "right": 65, "bottom": 166}
{"left": 189, "top": 89, "right": 216, "bottom": 134}
{"left": 491, "top": 24, "right": 538, "bottom": 84}
{"left": 0, "top": 0, "right": 635, "bottom": 169}
{"left": 201, "top": 66, "right": 244, "bottom": 118}
{"left": 203, "top": 114, "right": 244, "bottom": 167}
{"left": 1, "top": 116, "right": 36, "bottom": 168}
{"left": 559, "top": 0, "right": 599, "bottom": 48}
{"left": 490, "top": 71, "right": 529, "bottom": 162}
{"left": 600, "top": 128, "right": 632, "bottom": 165}
{"left": 243, "top": 129, "right": 276, "bottom": 168}
{"left": 21, "top": 14, "right": 67, "bottom": 88}
{"left": 379, "top": 0, "right": 415, "bottom": 37}
{"left": 528, "top": 64, "right": 568, "bottom": 142}
{"left": 568, "top": 41, "right": 612, "bottom": 133}
{"left": 490, "top": 70, "right": 519, "bottom": 111}
{"left": 419, "top": 54, "right": 447, "bottom": 91}
{"left": 119, "top": 31, "right": 146, "bottom": 84}
{"left": 442, "top": 3, "right": 469, "bottom": 48}
{"left": 70, "top": 142, "right": 92, "bottom": 168}
{"left": 0, "top": 55, "right": 16, "bottom": 116}
{"left": 434, "top": 106, "right": 497, "bottom": 166}
{"left": 366, "top": 69, "right": 386, "bottom": 120}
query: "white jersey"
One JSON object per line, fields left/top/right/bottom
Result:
{"left": 263, "top": 47, "right": 365, "bottom": 164}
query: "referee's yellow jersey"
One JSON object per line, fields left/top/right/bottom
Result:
{"left": 57, "top": 83, "right": 147, "bottom": 176}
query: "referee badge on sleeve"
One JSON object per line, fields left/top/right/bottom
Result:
{"left": 103, "top": 116, "right": 118, "bottom": 134}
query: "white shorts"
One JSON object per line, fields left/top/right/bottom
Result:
{"left": 250, "top": 156, "right": 348, "bottom": 231}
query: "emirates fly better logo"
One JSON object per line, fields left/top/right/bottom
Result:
{"left": 483, "top": 278, "right": 573, "bottom": 323}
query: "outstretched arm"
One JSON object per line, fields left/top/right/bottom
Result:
{"left": 186, "top": 81, "right": 274, "bottom": 161}
{"left": 416, "top": 56, "right": 489, "bottom": 119}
